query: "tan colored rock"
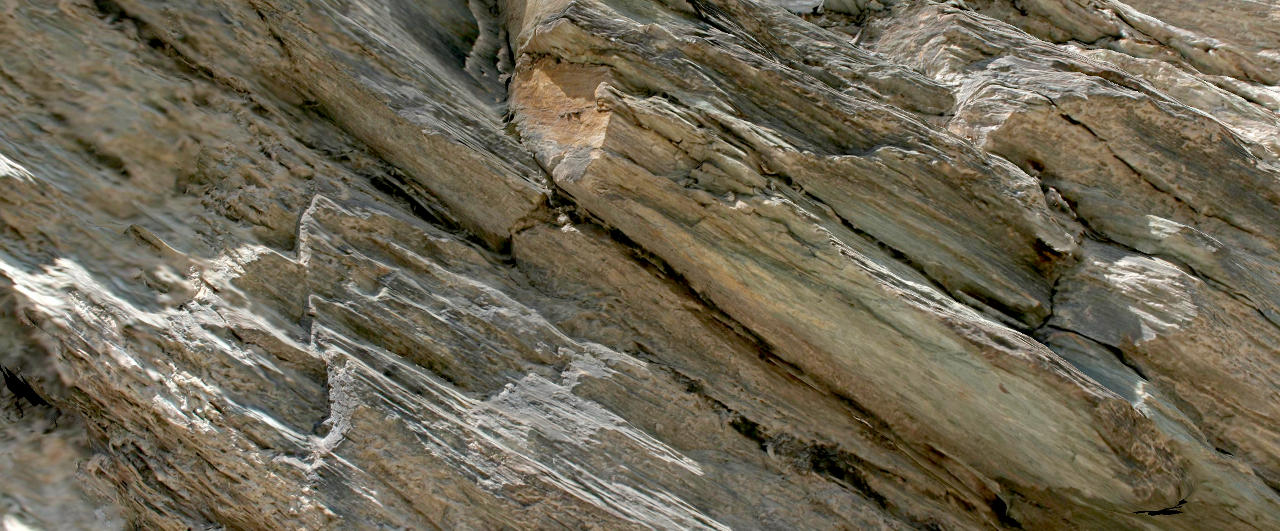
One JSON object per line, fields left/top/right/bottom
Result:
{"left": 0, "top": 0, "right": 1278, "bottom": 528}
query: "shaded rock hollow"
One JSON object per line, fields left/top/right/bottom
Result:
{"left": 0, "top": 0, "right": 1278, "bottom": 528}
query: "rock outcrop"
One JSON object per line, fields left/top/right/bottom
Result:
{"left": 0, "top": 0, "right": 1277, "bottom": 528}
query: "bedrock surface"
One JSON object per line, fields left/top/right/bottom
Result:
{"left": 0, "top": 0, "right": 1278, "bottom": 528}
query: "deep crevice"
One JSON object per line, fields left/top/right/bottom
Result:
{"left": 1, "top": 365, "right": 51, "bottom": 417}
{"left": 91, "top": 0, "right": 220, "bottom": 83}
{"left": 1134, "top": 499, "right": 1186, "bottom": 516}
{"left": 638, "top": 361, "right": 906, "bottom": 518}
{"left": 1041, "top": 325, "right": 1150, "bottom": 381}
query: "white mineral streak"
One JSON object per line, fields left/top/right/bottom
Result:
{"left": 0, "top": 0, "right": 1278, "bottom": 529}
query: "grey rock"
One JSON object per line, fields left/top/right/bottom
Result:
{"left": 0, "top": 0, "right": 1278, "bottom": 529}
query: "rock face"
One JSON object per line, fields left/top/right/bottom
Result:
{"left": 0, "top": 0, "right": 1277, "bottom": 528}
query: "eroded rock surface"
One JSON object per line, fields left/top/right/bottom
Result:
{"left": 0, "top": 0, "right": 1277, "bottom": 528}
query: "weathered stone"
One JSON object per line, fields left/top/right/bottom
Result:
{"left": 1, "top": 0, "right": 1278, "bottom": 528}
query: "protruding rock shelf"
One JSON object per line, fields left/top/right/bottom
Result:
{"left": 0, "top": 0, "right": 1277, "bottom": 528}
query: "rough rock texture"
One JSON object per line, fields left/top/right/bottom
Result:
{"left": 0, "top": 0, "right": 1277, "bottom": 528}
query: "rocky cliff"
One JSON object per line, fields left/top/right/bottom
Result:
{"left": 1, "top": 0, "right": 1278, "bottom": 528}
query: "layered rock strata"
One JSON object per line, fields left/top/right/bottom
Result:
{"left": 0, "top": 0, "right": 1277, "bottom": 528}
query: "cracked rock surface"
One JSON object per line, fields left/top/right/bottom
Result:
{"left": 0, "top": 0, "right": 1277, "bottom": 528}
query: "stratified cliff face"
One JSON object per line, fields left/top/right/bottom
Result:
{"left": 1, "top": 0, "right": 1278, "bottom": 528}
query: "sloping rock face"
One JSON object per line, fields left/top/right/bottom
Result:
{"left": 0, "top": 0, "right": 1278, "bottom": 528}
